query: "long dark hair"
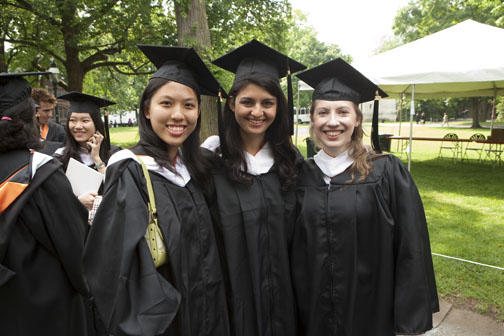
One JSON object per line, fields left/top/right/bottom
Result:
{"left": 131, "top": 77, "right": 209, "bottom": 185}
{"left": 220, "top": 76, "right": 299, "bottom": 190}
{"left": 59, "top": 109, "right": 111, "bottom": 169}
{"left": 0, "top": 98, "right": 41, "bottom": 153}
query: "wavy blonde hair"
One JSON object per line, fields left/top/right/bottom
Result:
{"left": 309, "top": 100, "right": 373, "bottom": 182}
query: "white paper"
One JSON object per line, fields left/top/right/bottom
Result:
{"left": 65, "top": 157, "right": 103, "bottom": 196}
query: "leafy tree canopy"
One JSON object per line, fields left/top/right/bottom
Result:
{"left": 2, "top": 0, "right": 348, "bottom": 116}
{"left": 1, "top": 0, "right": 176, "bottom": 92}
{"left": 393, "top": 0, "right": 504, "bottom": 43}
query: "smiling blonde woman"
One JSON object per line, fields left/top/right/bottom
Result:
{"left": 292, "top": 59, "right": 439, "bottom": 336}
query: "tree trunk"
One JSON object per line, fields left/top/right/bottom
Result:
{"left": 65, "top": 63, "right": 84, "bottom": 92}
{"left": 175, "top": 0, "right": 218, "bottom": 141}
{"left": 62, "top": 39, "right": 84, "bottom": 92}
{"left": 0, "top": 39, "right": 6, "bottom": 72}
{"left": 60, "top": 8, "right": 85, "bottom": 93}
{"left": 470, "top": 97, "right": 481, "bottom": 128}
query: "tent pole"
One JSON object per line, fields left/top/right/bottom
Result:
{"left": 490, "top": 83, "right": 497, "bottom": 133}
{"left": 408, "top": 84, "right": 415, "bottom": 171}
{"left": 397, "top": 93, "right": 404, "bottom": 152}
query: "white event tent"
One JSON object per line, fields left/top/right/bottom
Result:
{"left": 354, "top": 20, "right": 504, "bottom": 169}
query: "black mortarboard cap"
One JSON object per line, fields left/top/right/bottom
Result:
{"left": 137, "top": 44, "right": 225, "bottom": 98}
{"left": 296, "top": 58, "right": 387, "bottom": 103}
{"left": 212, "top": 39, "right": 306, "bottom": 136}
{"left": 58, "top": 92, "right": 115, "bottom": 116}
{"left": 297, "top": 59, "right": 388, "bottom": 153}
{"left": 0, "top": 72, "right": 50, "bottom": 115}
{"left": 212, "top": 39, "right": 306, "bottom": 82}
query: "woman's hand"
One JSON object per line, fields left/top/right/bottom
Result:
{"left": 87, "top": 131, "right": 104, "bottom": 163}
{"left": 78, "top": 192, "right": 98, "bottom": 210}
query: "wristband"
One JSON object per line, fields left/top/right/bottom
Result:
{"left": 95, "top": 161, "right": 106, "bottom": 170}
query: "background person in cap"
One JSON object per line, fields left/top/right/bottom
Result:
{"left": 54, "top": 92, "right": 120, "bottom": 214}
{"left": 32, "top": 88, "right": 66, "bottom": 154}
{"left": 0, "top": 73, "right": 90, "bottom": 335}
{"left": 83, "top": 45, "right": 230, "bottom": 336}
{"left": 291, "top": 59, "right": 439, "bottom": 336}
{"left": 201, "top": 39, "right": 305, "bottom": 336}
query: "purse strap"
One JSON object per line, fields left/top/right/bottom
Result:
{"left": 137, "top": 157, "right": 157, "bottom": 223}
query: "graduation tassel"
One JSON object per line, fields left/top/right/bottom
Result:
{"left": 104, "top": 107, "right": 111, "bottom": 148}
{"left": 371, "top": 90, "right": 382, "bottom": 154}
{"left": 287, "top": 68, "right": 294, "bottom": 135}
{"left": 217, "top": 89, "right": 227, "bottom": 157}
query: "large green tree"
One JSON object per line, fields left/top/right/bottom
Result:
{"left": 392, "top": 0, "right": 504, "bottom": 128}
{"left": 82, "top": 0, "right": 293, "bottom": 137}
{"left": 1, "top": 0, "right": 175, "bottom": 92}
{"left": 3, "top": 0, "right": 312, "bottom": 136}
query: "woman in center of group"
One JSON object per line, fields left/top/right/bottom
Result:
{"left": 83, "top": 45, "right": 230, "bottom": 336}
{"left": 202, "top": 40, "right": 305, "bottom": 336}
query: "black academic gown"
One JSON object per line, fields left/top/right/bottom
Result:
{"left": 0, "top": 150, "right": 90, "bottom": 336}
{"left": 39, "top": 121, "right": 67, "bottom": 155}
{"left": 46, "top": 120, "right": 66, "bottom": 143}
{"left": 83, "top": 154, "right": 230, "bottom": 336}
{"left": 208, "top": 162, "right": 297, "bottom": 336}
{"left": 292, "top": 154, "right": 439, "bottom": 336}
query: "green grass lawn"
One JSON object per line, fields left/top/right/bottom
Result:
{"left": 113, "top": 124, "right": 504, "bottom": 320}
{"left": 408, "top": 158, "right": 504, "bottom": 318}
{"left": 110, "top": 126, "right": 139, "bottom": 148}
{"left": 389, "top": 128, "right": 504, "bottom": 320}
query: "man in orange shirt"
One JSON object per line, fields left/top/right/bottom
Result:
{"left": 32, "top": 88, "right": 65, "bottom": 154}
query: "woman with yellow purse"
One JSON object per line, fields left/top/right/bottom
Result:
{"left": 83, "top": 45, "right": 230, "bottom": 336}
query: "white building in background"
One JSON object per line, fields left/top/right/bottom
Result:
{"left": 294, "top": 107, "right": 311, "bottom": 124}
{"left": 108, "top": 110, "right": 137, "bottom": 126}
{"left": 360, "top": 98, "right": 397, "bottom": 122}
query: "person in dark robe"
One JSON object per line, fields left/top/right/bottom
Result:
{"left": 83, "top": 45, "right": 230, "bottom": 336}
{"left": 292, "top": 59, "right": 439, "bottom": 336}
{"left": 32, "top": 88, "right": 66, "bottom": 154}
{"left": 201, "top": 40, "right": 305, "bottom": 336}
{"left": 53, "top": 92, "right": 120, "bottom": 222}
{"left": 0, "top": 72, "right": 90, "bottom": 335}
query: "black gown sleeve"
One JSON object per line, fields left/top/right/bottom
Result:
{"left": 25, "top": 167, "right": 89, "bottom": 295}
{"left": 386, "top": 156, "right": 439, "bottom": 334}
{"left": 83, "top": 159, "right": 181, "bottom": 336}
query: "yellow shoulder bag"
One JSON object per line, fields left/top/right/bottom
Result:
{"left": 138, "top": 157, "right": 167, "bottom": 268}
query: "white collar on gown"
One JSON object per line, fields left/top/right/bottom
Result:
{"left": 54, "top": 146, "right": 94, "bottom": 166}
{"left": 243, "top": 142, "right": 274, "bottom": 175}
{"left": 313, "top": 149, "right": 354, "bottom": 184}
{"left": 79, "top": 150, "right": 94, "bottom": 166}
{"left": 107, "top": 149, "right": 191, "bottom": 187}
{"left": 201, "top": 135, "right": 274, "bottom": 176}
